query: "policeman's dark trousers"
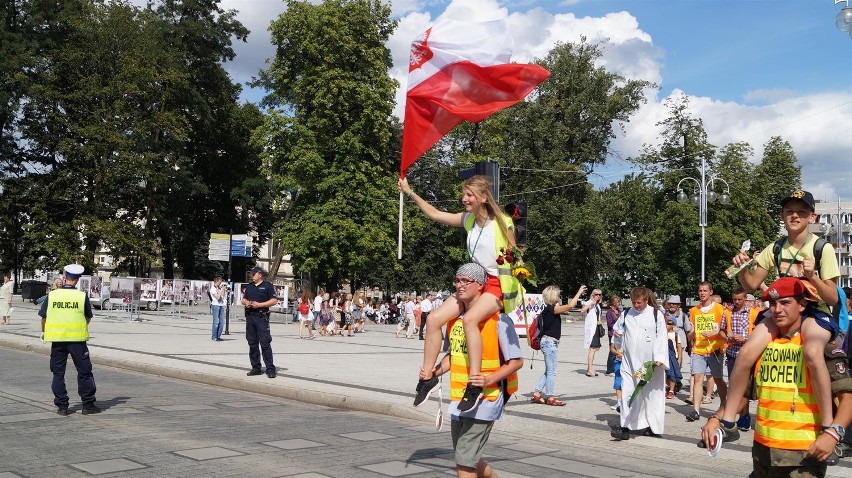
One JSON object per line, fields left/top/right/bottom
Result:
{"left": 50, "top": 342, "right": 97, "bottom": 409}
{"left": 246, "top": 315, "right": 275, "bottom": 372}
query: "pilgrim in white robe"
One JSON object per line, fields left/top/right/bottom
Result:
{"left": 615, "top": 305, "right": 669, "bottom": 434}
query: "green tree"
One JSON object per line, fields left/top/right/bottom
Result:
{"left": 255, "top": 0, "right": 398, "bottom": 290}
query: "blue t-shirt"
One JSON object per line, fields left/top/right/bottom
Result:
{"left": 444, "top": 313, "right": 522, "bottom": 421}
{"left": 38, "top": 285, "right": 93, "bottom": 319}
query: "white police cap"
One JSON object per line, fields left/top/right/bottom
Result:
{"left": 63, "top": 264, "right": 85, "bottom": 279}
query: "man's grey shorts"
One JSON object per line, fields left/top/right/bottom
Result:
{"left": 451, "top": 417, "right": 495, "bottom": 468}
{"left": 691, "top": 351, "right": 724, "bottom": 378}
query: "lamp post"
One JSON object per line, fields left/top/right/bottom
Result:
{"left": 675, "top": 155, "right": 731, "bottom": 282}
{"left": 838, "top": 0, "right": 852, "bottom": 38}
{"left": 818, "top": 197, "right": 852, "bottom": 270}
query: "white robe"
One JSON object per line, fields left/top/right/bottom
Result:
{"left": 582, "top": 302, "right": 601, "bottom": 348}
{"left": 615, "top": 305, "right": 669, "bottom": 433}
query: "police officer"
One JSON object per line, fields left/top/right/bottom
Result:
{"left": 39, "top": 264, "right": 100, "bottom": 416}
{"left": 241, "top": 266, "right": 278, "bottom": 378}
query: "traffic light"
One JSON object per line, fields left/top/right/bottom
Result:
{"left": 507, "top": 201, "right": 528, "bottom": 246}
{"left": 459, "top": 159, "right": 500, "bottom": 201}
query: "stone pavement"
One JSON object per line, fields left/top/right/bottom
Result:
{"left": 1, "top": 298, "right": 851, "bottom": 477}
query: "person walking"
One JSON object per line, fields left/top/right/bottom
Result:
{"left": 401, "top": 176, "right": 522, "bottom": 412}
{"left": 418, "top": 293, "right": 434, "bottom": 340}
{"left": 582, "top": 289, "right": 604, "bottom": 376}
{"left": 429, "top": 263, "right": 523, "bottom": 478}
{"left": 0, "top": 272, "right": 13, "bottom": 325}
{"left": 240, "top": 266, "right": 278, "bottom": 378}
{"left": 298, "top": 289, "right": 315, "bottom": 339}
{"left": 721, "top": 286, "right": 754, "bottom": 430}
{"left": 605, "top": 295, "right": 622, "bottom": 376}
{"left": 531, "top": 285, "right": 586, "bottom": 406}
{"left": 611, "top": 287, "right": 668, "bottom": 440}
{"left": 38, "top": 264, "right": 100, "bottom": 415}
{"left": 686, "top": 281, "right": 728, "bottom": 421}
{"left": 209, "top": 275, "right": 227, "bottom": 341}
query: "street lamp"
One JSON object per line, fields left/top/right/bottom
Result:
{"left": 675, "top": 155, "right": 731, "bottom": 282}
{"left": 837, "top": 0, "right": 852, "bottom": 38}
{"left": 818, "top": 197, "right": 852, "bottom": 270}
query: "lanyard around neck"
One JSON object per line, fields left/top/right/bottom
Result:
{"left": 467, "top": 216, "right": 490, "bottom": 261}
{"left": 779, "top": 233, "right": 810, "bottom": 277}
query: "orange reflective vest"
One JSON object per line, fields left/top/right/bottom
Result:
{"left": 448, "top": 313, "right": 518, "bottom": 402}
{"left": 754, "top": 332, "right": 820, "bottom": 450}
{"left": 689, "top": 303, "right": 726, "bottom": 355}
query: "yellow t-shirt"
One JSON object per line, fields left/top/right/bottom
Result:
{"left": 755, "top": 234, "right": 839, "bottom": 312}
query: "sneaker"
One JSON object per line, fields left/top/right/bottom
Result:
{"left": 737, "top": 414, "right": 751, "bottom": 432}
{"left": 674, "top": 381, "right": 683, "bottom": 393}
{"left": 698, "top": 421, "right": 740, "bottom": 447}
{"left": 665, "top": 391, "right": 675, "bottom": 399}
{"left": 604, "top": 372, "right": 614, "bottom": 377}
{"left": 611, "top": 427, "right": 630, "bottom": 440}
{"left": 81, "top": 404, "right": 101, "bottom": 415}
{"left": 413, "top": 375, "right": 439, "bottom": 407}
{"left": 686, "top": 410, "right": 700, "bottom": 422}
{"left": 456, "top": 383, "right": 484, "bottom": 413}
{"left": 609, "top": 404, "right": 619, "bottom": 410}
{"left": 57, "top": 408, "right": 70, "bottom": 416}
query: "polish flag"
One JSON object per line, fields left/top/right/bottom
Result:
{"left": 400, "top": 19, "right": 550, "bottom": 176}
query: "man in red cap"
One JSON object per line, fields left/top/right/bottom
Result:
{"left": 702, "top": 277, "right": 852, "bottom": 477}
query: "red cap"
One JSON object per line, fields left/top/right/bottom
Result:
{"left": 761, "top": 277, "right": 817, "bottom": 302}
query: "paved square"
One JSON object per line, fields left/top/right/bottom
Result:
{"left": 0, "top": 412, "right": 60, "bottom": 423}
{"left": 359, "top": 460, "right": 433, "bottom": 476}
{"left": 152, "top": 404, "right": 217, "bottom": 411}
{"left": 264, "top": 439, "right": 325, "bottom": 450}
{"left": 281, "top": 474, "right": 333, "bottom": 478}
{"left": 500, "top": 442, "right": 560, "bottom": 454}
{"left": 69, "top": 458, "right": 147, "bottom": 474}
{"left": 518, "top": 455, "right": 662, "bottom": 477}
{"left": 172, "top": 446, "right": 245, "bottom": 461}
{"left": 339, "top": 431, "right": 396, "bottom": 441}
{"left": 219, "top": 400, "right": 280, "bottom": 408}
{"left": 0, "top": 473, "right": 25, "bottom": 478}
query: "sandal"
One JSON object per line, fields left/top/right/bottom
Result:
{"left": 531, "top": 392, "right": 545, "bottom": 404}
{"left": 702, "top": 396, "right": 712, "bottom": 404}
{"left": 545, "top": 396, "right": 566, "bottom": 406}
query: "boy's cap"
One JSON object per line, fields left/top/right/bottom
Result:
{"left": 780, "top": 189, "right": 815, "bottom": 211}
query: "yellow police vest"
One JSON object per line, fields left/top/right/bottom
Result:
{"left": 754, "top": 332, "right": 820, "bottom": 451}
{"left": 463, "top": 213, "right": 523, "bottom": 314}
{"left": 448, "top": 313, "right": 518, "bottom": 402}
{"left": 44, "top": 288, "right": 89, "bottom": 342}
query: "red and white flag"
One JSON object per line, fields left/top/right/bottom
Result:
{"left": 400, "top": 19, "right": 550, "bottom": 176}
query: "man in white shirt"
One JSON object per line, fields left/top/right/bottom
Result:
{"left": 312, "top": 288, "right": 324, "bottom": 331}
{"left": 419, "top": 293, "right": 434, "bottom": 340}
{"left": 404, "top": 296, "right": 416, "bottom": 339}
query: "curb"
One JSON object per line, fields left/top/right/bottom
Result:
{"left": 0, "top": 338, "right": 432, "bottom": 424}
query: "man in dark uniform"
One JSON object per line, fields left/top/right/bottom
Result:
{"left": 39, "top": 264, "right": 100, "bottom": 416}
{"left": 241, "top": 266, "right": 278, "bottom": 378}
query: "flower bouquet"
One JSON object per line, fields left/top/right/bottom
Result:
{"left": 497, "top": 245, "right": 536, "bottom": 287}
{"left": 628, "top": 361, "right": 658, "bottom": 406}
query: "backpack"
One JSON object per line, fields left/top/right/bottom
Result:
{"left": 528, "top": 312, "right": 545, "bottom": 351}
{"left": 772, "top": 236, "right": 827, "bottom": 278}
{"left": 299, "top": 301, "right": 309, "bottom": 314}
{"left": 620, "top": 307, "right": 661, "bottom": 336}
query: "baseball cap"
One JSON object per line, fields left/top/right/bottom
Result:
{"left": 667, "top": 295, "right": 681, "bottom": 304}
{"left": 249, "top": 266, "right": 265, "bottom": 275}
{"left": 779, "top": 189, "right": 815, "bottom": 211}
{"left": 761, "top": 277, "right": 818, "bottom": 302}
{"left": 63, "top": 264, "right": 84, "bottom": 279}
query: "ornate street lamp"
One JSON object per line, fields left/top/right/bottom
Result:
{"left": 675, "top": 155, "right": 731, "bottom": 282}
{"left": 837, "top": 0, "right": 852, "bottom": 38}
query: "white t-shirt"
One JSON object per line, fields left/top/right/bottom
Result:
{"left": 313, "top": 295, "right": 323, "bottom": 313}
{"left": 465, "top": 213, "right": 499, "bottom": 277}
{"left": 421, "top": 298, "right": 433, "bottom": 313}
{"left": 209, "top": 283, "right": 226, "bottom": 306}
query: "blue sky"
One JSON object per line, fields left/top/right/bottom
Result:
{"left": 217, "top": 0, "right": 852, "bottom": 201}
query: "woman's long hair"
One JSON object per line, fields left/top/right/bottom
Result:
{"left": 463, "top": 175, "right": 513, "bottom": 247}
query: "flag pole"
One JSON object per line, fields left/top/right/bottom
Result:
{"left": 398, "top": 190, "right": 404, "bottom": 260}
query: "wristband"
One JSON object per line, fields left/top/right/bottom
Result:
{"left": 709, "top": 414, "right": 735, "bottom": 429}
{"left": 822, "top": 428, "right": 841, "bottom": 442}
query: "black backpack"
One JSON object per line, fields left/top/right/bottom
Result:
{"left": 772, "top": 236, "right": 827, "bottom": 278}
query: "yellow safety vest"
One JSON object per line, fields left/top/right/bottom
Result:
{"left": 44, "top": 288, "right": 89, "bottom": 342}
{"left": 448, "top": 313, "right": 518, "bottom": 402}
{"left": 463, "top": 213, "right": 523, "bottom": 314}
{"left": 754, "top": 332, "right": 819, "bottom": 450}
